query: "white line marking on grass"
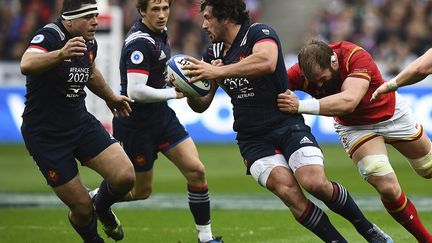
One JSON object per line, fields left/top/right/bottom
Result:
{"left": 0, "top": 193, "right": 431, "bottom": 211}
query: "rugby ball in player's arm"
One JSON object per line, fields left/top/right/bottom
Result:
{"left": 166, "top": 54, "right": 212, "bottom": 97}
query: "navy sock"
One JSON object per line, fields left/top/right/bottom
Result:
{"left": 94, "top": 180, "right": 125, "bottom": 213}
{"left": 188, "top": 184, "right": 211, "bottom": 225}
{"left": 324, "top": 182, "right": 373, "bottom": 235}
{"left": 68, "top": 212, "right": 104, "bottom": 243}
{"left": 297, "top": 201, "right": 347, "bottom": 243}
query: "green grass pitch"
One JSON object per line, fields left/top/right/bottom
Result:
{"left": 0, "top": 144, "right": 431, "bottom": 242}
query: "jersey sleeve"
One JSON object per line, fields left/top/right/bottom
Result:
{"left": 248, "top": 23, "right": 279, "bottom": 46}
{"left": 27, "top": 28, "right": 62, "bottom": 53}
{"left": 345, "top": 48, "right": 374, "bottom": 82}
{"left": 287, "top": 63, "right": 305, "bottom": 91}
{"left": 124, "top": 39, "right": 153, "bottom": 75}
{"left": 202, "top": 42, "right": 224, "bottom": 64}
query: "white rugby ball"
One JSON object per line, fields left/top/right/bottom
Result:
{"left": 166, "top": 54, "right": 212, "bottom": 97}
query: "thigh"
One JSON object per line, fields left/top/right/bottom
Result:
{"left": 74, "top": 116, "right": 117, "bottom": 165}
{"left": 113, "top": 120, "right": 158, "bottom": 172}
{"left": 351, "top": 136, "right": 388, "bottom": 163}
{"left": 237, "top": 135, "right": 279, "bottom": 175}
{"left": 86, "top": 143, "right": 133, "bottom": 182}
{"left": 391, "top": 129, "right": 432, "bottom": 159}
{"left": 22, "top": 130, "right": 79, "bottom": 187}
{"left": 279, "top": 129, "right": 322, "bottom": 171}
{"left": 164, "top": 137, "right": 202, "bottom": 175}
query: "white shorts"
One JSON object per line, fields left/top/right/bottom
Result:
{"left": 249, "top": 146, "right": 324, "bottom": 187}
{"left": 334, "top": 93, "right": 422, "bottom": 156}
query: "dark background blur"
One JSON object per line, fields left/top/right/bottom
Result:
{"left": 1, "top": 0, "right": 432, "bottom": 80}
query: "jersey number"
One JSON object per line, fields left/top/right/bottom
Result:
{"left": 67, "top": 73, "right": 89, "bottom": 83}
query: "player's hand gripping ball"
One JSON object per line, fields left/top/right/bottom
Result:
{"left": 167, "top": 54, "right": 212, "bottom": 97}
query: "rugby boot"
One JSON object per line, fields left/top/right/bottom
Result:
{"left": 363, "top": 224, "right": 394, "bottom": 243}
{"left": 91, "top": 190, "right": 124, "bottom": 241}
{"left": 94, "top": 206, "right": 124, "bottom": 241}
{"left": 199, "top": 236, "right": 223, "bottom": 243}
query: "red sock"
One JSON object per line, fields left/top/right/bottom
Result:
{"left": 381, "top": 191, "right": 432, "bottom": 242}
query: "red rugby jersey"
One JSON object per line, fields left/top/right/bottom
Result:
{"left": 287, "top": 41, "right": 395, "bottom": 125}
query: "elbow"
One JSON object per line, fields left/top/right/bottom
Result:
{"left": 187, "top": 98, "right": 209, "bottom": 113}
{"left": 191, "top": 106, "right": 206, "bottom": 113}
{"left": 127, "top": 88, "right": 140, "bottom": 101}
{"left": 20, "top": 62, "right": 31, "bottom": 75}
{"left": 262, "top": 60, "right": 277, "bottom": 74}
{"left": 341, "top": 102, "right": 357, "bottom": 114}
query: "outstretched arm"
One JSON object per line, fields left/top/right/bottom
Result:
{"left": 183, "top": 40, "right": 278, "bottom": 82}
{"left": 371, "top": 48, "right": 432, "bottom": 100}
{"left": 278, "top": 77, "right": 369, "bottom": 116}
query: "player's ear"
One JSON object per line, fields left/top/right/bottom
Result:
{"left": 330, "top": 52, "right": 338, "bottom": 69}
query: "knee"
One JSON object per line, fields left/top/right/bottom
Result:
{"left": 69, "top": 197, "right": 93, "bottom": 220}
{"left": 357, "top": 155, "right": 394, "bottom": 180}
{"left": 268, "top": 180, "right": 303, "bottom": 199}
{"left": 301, "top": 179, "right": 331, "bottom": 200}
{"left": 408, "top": 150, "right": 432, "bottom": 179}
{"left": 371, "top": 178, "right": 401, "bottom": 201}
{"left": 111, "top": 166, "right": 135, "bottom": 192}
{"left": 133, "top": 187, "right": 152, "bottom": 200}
{"left": 184, "top": 161, "right": 206, "bottom": 182}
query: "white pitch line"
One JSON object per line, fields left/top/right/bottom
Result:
{"left": 0, "top": 193, "right": 431, "bottom": 211}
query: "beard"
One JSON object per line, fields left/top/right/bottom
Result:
{"left": 322, "top": 69, "right": 342, "bottom": 92}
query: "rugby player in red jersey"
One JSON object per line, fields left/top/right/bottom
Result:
{"left": 279, "top": 39, "right": 432, "bottom": 242}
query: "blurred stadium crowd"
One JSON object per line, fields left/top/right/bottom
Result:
{"left": 302, "top": 0, "right": 432, "bottom": 77}
{"left": 0, "top": 0, "right": 262, "bottom": 60}
{"left": 0, "top": 0, "right": 431, "bottom": 78}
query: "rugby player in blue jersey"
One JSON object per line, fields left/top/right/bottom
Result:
{"left": 182, "top": 0, "right": 392, "bottom": 242}
{"left": 20, "top": 1, "right": 135, "bottom": 242}
{"left": 103, "top": 0, "right": 221, "bottom": 242}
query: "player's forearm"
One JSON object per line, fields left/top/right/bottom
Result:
{"left": 395, "top": 49, "right": 432, "bottom": 87}
{"left": 317, "top": 94, "right": 358, "bottom": 116}
{"left": 20, "top": 50, "right": 64, "bottom": 75}
{"left": 219, "top": 52, "right": 275, "bottom": 79}
{"left": 128, "top": 85, "right": 177, "bottom": 103}
{"left": 187, "top": 85, "right": 217, "bottom": 113}
{"left": 87, "top": 68, "right": 116, "bottom": 102}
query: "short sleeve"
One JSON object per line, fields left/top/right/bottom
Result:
{"left": 124, "top": 39, "right": 153, "bottom": 72}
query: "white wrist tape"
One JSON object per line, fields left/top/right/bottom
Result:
{"left": 386, "top": 78, "right": 398, "bottom": 91}
{"left": 298, "top": 99, "right": 320, "bottom": 115}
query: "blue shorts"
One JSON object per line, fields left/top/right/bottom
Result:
{"left": 21, "top": 115, "right": 116, "bottom": 187}
{"left": 112, "top": 111, "right": 189, "bottom": 172}
{"left": 237, "top": 123, "right": 321, "bottom": 174}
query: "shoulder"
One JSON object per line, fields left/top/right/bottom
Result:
{"left": 124, "top": 30, "right": 156, "bottom": 48}
{"left": 248, "top": 23, "right": 276, "bottom": 35}
{"left": 41, "top": 23, "right": 67, "bottom": 41}
{"left": 244, "top": 23, "right": 279, "bottom": 44}
{"left": 29, "top": 22, "right": 65, "bottom": 46}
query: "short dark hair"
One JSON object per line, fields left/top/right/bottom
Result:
{"left": 298, "top": 39, "right": 333, "bottom": 80}
{"left": 200, "top": 0, "right": 250, "bottom": 24}
{"left": 136, "top": 0, "right": 173, "bottom": 12}
{"left": 61, "top": 0, "right": 97, "bottom": 13}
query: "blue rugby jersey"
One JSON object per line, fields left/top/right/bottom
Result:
{"left": 22, "top": 19, "right": 97, "bottom": 130}
{"left": 203, "top": 23, "right": 305, "bottom": 137}
{"left": 116, "top": 20, "right": 172, "bottom": 127}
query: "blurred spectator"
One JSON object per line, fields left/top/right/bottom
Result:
{"left": 0, "top": 0, "right": 61, "bottom": 60}
{"left": 0, "top": 0, "right": 262, "bottom": 60}
{"left": 302, "top": 0, "right": 432, "bottom": 80}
